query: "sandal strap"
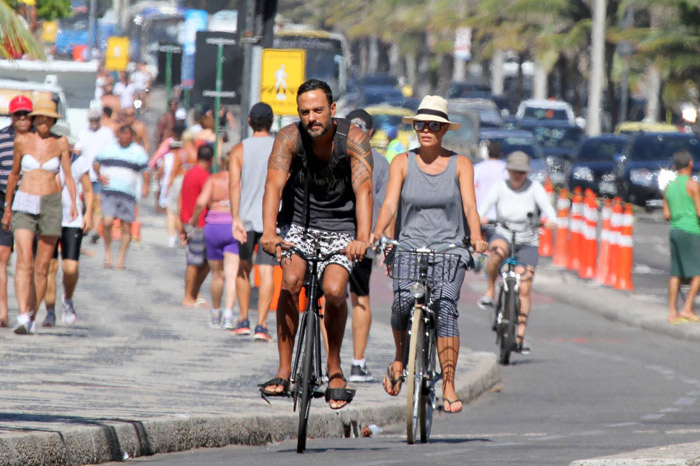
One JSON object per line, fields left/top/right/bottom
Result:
{"left": 324, "top": 387, "right": 356, "bottom": 403}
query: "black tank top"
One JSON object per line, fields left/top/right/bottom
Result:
{"left": 278, "top": 118, "right": 356, "bottom": 235}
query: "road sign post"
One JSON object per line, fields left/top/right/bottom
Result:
{"left": 158, "top": 45, "right": 182, "bottom": 110}
{"left": 205, "top": 37, "right": 237, "bottom": 173}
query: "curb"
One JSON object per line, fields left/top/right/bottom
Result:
{"left": 535, "top": 265, "right": 700, "bottom": 343}
{"left": 0, "top": 352, "right": 499, "bottom": 465}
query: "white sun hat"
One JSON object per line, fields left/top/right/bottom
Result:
{"left": 402, "top": 95, "right": 461, "bottom": 130}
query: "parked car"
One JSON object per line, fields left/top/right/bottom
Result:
{"left": 478, "top": 128, "right": 549, "bottom": 183}
{"left": 447, "top": 82, "right": 511, "bottom": 115}
{"left": 448, "top": 98, "right": 503, "bottom": 128}
{"left": 516, "top": 99, "right": 576, "bottom": 125}
{"left": 568, "top": 134, "right": 629, "bottom": 196}
{"left": 442, "top": 108, "right": 480, "bottom": 161}
{"left": 518, "top": 120, "right": 584, "bottom": 186}
{"left": 615, "top": 132, "right": 699, "bottom": 208}
{"left": 352, "top": 85, "right": 406, "bottom": 108}
{"left": 363, "top": 105, "right": 417, "bottom": 153}
{"left": 0, "top": 78, "right": 69, "bottom": 130}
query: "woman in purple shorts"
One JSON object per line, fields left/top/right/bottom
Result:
{"left": 191, "top": 153, "right": 239, "bottom": 329}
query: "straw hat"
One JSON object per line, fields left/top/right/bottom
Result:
{"left": 29, "top": 95, "right": 60, "bottom": 119}
{"left": 402, "top": 95, "right": 460, "bottom": 130}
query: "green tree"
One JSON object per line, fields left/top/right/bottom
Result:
{"left": 0, "top": 0, "right": 45, "bottom": 59}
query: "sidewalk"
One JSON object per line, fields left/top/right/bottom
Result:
{"left": 0, "top": 201, "right": 499, "bottom": 466}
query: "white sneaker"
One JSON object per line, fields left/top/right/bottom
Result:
{"left": 167, "top": 235, "right": 177, "bottom": 248}
{"left": 62, "top": 295, "right": 77, "bottom": 326}
{"left": 209, "top": 309, "right": 222, "bottom": 329}
{"left": 13, "top": 313, "right": 32, "bottom": 335}
{"left": 222, "top": 315, "right": 234, "bottom": 330}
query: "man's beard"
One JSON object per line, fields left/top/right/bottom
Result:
{"left": 303, "top": 120, "right": 331, "bottom": 139}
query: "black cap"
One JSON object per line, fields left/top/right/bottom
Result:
{"left": 249, "top": 102, "right": 273, "bottom": 120}
{"left": 346, "top": 109, "right": 373, "bottom": 134}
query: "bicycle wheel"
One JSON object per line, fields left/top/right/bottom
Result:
{"left": 499, "top": 279, "right": 518, "bottom": 366}
{"left": 406, "top": 306, "right": 425, "bottom": 445}
{"left": 296, "top": 311, "right": 316, "bottom": 453}
{"left": 420, "top": 321, "right": 436, "bottom": 443}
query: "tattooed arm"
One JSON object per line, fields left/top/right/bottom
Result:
{"left": 346, "top": 125, "right": 373, "bottom": 261}
{"left": 261, "top": 124, "right": 298, "bottom": 257}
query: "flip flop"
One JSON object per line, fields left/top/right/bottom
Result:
{"left": 258, "top": 377, "right": 290, "bottom": 404}
{"left": 103, "top": 261, "right": 112, "bottom": 269}
{"left": 669, "top": 317, "right": 689, "bottom": 324}
{"left": 679, "top": 315, "right": 700, "bottom": 322}
{"left": 383, "top": 363, "right": 403, "bottom": 396}
{"left": 443, "top": 398, "right": 463, "bottom": 414}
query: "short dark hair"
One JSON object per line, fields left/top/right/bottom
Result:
{"left": 673, "top": 149, "right": 693, "bottom": 169}
{"left": 346, "top": 109, "right": 373, "bottom": 134}
{"left": 297, "top": 79, "right": 333, "bottom": 105}
{"left": 197, "top": 144, "right": 214, "bottom": 161}
{"left": 249, "top": 102, "right": 274, "bottom": 132}
{"left": 488, "top": 140, "right": 503, "bottom": 159}
{"left": 103, "top": 106, "right": 113, "bottom": 118}
{"left": 118, "top": 124, "right": 135, "bottom": 136}
{"left": 173, "top": 122, "right": 186, "bottom": 139}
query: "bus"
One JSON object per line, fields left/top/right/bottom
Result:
{"left": 273, "top": 26, "right": 349, "bottom": 98}
{"left": 126, "top": 2, "right": 185, "bottom": 68}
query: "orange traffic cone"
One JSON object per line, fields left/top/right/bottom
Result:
{"left": 567, "top": 187, "right": 583, "bottom": 271}
{"left": 595, "top": 199, "right": 613, "bottom": 283}
{"left": 615, "top": 204, "right": 635, "bottom": 291}
{"left": 269, "top": 265, "right": 283, "bottom": 311}
{"left": 605, "top": 198, "right": 623, "bottom": 287}
{"left": 552, "top": 189, "right": 570, "bottom": 267}
{"left": 578, "top": 191, "right": 597, "bottom": 279}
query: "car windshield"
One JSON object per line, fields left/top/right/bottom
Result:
{"left": 444, "top": 113, "right": 478, "bottom": 143}
{"left": 483, "top": 136, "right": 542, "bottom": 159}
{"left": 531, "top": 126, "right": 583, "bottom": 149}
{"left": 523, "top": 107, "right": 569, "bottom": 121}
{"left": 363, "top": 88, "right": 404, "bottom": 106}
{"left": 629, "top": 135, "right": 700, "bottom": 161}
{"left": 370, "top": 114, "right": 412, "bottom": 132}
{"left": 577, "top": 139, "right": 627, "bottom": 161}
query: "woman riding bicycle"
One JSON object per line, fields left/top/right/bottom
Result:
{"left": 477, "top": 151, "right": 557, "bottom": 354}
{"left": 371, "top": 96, "right": 487, "bottom": 414}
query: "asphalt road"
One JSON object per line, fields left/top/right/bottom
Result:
{"left": 107, "top": 269, "right": 700, "bottom": 466}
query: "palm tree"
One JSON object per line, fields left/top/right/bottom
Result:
{"left": 0, "top": 0, "right": 45, "bottom": 59}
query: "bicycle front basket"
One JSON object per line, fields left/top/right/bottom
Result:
{"left": 388, "top": 251, "right": 463, "bottom": 284}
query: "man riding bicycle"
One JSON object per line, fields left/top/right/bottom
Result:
{"left": 260, "top": 79, "right": 373, "bottom": 410}
{"left": 477, "top": 151, "right": 556, "bottom": 354}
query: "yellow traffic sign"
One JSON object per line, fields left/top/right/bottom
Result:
{"left": 260, "top": 49, "right": 305, "bottom": 116}
{"left": 105, "top": 37, "right": 130, "bottom": 72}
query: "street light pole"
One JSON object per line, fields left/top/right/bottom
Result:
{"left": 586, "top": 0, "right": 606, "bottom": 136}
{"left": 204, "top": 37, "right": 237, "bottom": 173}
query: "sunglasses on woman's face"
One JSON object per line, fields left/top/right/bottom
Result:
{"left": 413, "top": 120, "right": 444, "bottom": 132}
{"left": 12, "top": 111, "right": 30, "bottom": 119}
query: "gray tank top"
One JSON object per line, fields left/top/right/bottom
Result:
{"left": 240, "top": 135, "right": 275, "bottom": 232}
{"left": 398, "top": 151, "right": 466, "bottom": 254}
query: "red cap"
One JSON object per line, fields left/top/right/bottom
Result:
{"left": 9, "top": 96, "right": 33, "bottom": 114}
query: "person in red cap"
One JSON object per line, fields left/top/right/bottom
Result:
{"left": 0, "top": 95, "right": 34, "bottom": 327}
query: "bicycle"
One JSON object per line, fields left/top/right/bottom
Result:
{"left": 280, "top": 243, "right": 350, "bottom": 453}
{"left": 487, "top": 217, "right": 541, "bottom": 365}
{"left": 378, "top": 236, "right": 472, "bottom": 444}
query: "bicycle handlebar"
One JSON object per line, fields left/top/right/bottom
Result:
{"left": 377, "top": 236, "right": 473, "bottom": 255}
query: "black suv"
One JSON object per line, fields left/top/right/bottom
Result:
{"left": 615, "top": 132, "right": 700, "bottom": 208}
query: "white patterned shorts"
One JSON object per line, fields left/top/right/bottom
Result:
{"left": 280, "top": 223, "right": 354, "bottom": 276}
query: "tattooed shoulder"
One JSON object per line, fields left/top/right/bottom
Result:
{"left": 347, "top": 126, "right": 373, "bottom": 190}
{"left": 268, "top": 124, "right": 298, "bottom": 172}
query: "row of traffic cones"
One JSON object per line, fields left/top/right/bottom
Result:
{"left": 541, "top": 185, "right": 634, "bottom": 291}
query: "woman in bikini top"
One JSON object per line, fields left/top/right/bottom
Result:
{"left": 1, "top": 96, "right": 78, "bottom": 333}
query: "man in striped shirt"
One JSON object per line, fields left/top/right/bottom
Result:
{"left": 94, "top": 125, "right": 150, "bottom": 270}
{"left": 0, "top": 96, "right": 33, "bottom": 327}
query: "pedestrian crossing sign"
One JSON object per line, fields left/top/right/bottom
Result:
{"left": 105, "top": 37, "right": 130, "bottom": 72}
{"left": 260, "top": 49, "right": 305, "bottom": 116}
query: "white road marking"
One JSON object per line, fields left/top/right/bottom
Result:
{"left": 673, "top": 397, "right": 696, "bottom": 406}
{"left": 640, "top": 414, "right": 665, "bottom": 421}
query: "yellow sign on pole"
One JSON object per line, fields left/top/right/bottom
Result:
{"left": 105, "top": 37, "right": 130, "bottom": 72}
{"left": 260, "top": 49, "right": 306, "bottom": 116}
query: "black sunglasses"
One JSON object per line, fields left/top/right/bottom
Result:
{"left": 413, "top": 120, "right": 444, "bottom": 132}
{"left": 13, "top": 111, "right": 30, "bottom": 118}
